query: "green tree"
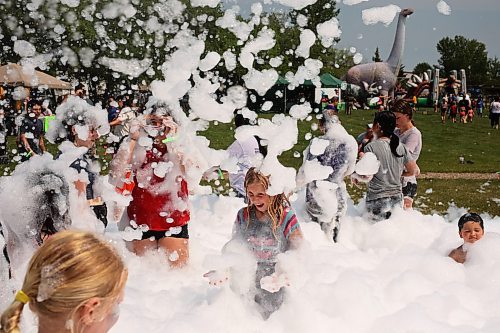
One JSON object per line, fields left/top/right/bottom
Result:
{"left": 372, "top": 47, "right": 381, "bottom": 62}
{"left": 488, "top": 57, "right": 500, "bottom": 80}
{"left": 413, "top": 62, "right": 432, "bottom": 75}
{"left": 437, "top": 35, "right": 488, "bottom": 85}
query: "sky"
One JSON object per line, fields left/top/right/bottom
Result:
{"left": 224, "top": 0, "right": 500, "bottom": 71}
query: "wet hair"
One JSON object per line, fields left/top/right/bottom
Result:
{"left": 458, "top": 213, "right": 484, "bottom": 231}
{"left": 392, "top": 99, "right": 413, "bottom": 119}
{"left": 148, "top": 102, "right": 174, "bottom": 119}
{"left": 373, "top": 111, "right": 402, "bottom": 157}
{"left": 28, "top": 100, "right": 43, "bottom": 109}
{"left": 244, "top": 167, "right": 290, "bottom": 238}
{"left": 0, "top": 230, "right": 127, "bottom": 333}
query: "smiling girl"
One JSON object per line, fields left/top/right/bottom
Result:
{"left": 231, "top": 167, "right": 303, "bottom": 318}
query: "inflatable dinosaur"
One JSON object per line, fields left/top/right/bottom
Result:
{"left": 346, "top": 8, "right": 414, "bottom": 99}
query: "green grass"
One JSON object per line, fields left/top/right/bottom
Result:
{"left": 1, "top": 109, "right": 499, "bottom": 215}
{"left": 200, "top": 109, "right": 499, "bottom": 216}
{"left": 202, "top": 108, "right": 500, "bottom": 173}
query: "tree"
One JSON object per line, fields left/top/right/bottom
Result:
{"left": 372, "top": 47, "right": 382, "bottom": 62}
{"left": 488, "top": 57, "right": 500, "bottom": 80}
{"left": 437, "top": 35, "right": 488, "bottom": 85}
{"left": 413, "top": 62, "right": 432, "bottom": 75}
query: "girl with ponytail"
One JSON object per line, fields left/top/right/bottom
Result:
{"left": 363, "top": 111, "right": 419, "bottom": 220}
{"left": 0, "top": 230, "right": 127, "bottom": 333}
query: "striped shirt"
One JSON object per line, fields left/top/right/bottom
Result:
{"left": 233, "top": 206, "right": 300, "bottom": 264}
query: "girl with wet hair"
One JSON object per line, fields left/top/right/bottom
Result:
{"left": 0, "top": 230, "right": 127, "bottom": 333}
{"left": 363, "top": 111, "right": 419, "bottom": 220}
{"left": 207, "top": 168, "right": 303, "bottom": 319}
{"left": 111, "top": 102, "right": 190, "bottom": 268}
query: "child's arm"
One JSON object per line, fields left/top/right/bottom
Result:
{"left": 288, "top": 228, "right": 304, "bottom": 250}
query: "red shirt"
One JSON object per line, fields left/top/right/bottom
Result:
{"left": 127, "top": 143, "right": 190, "bottom": 231}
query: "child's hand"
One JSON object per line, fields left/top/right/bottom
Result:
{"left": 260, "top": 273, "right": 290, "bottom": 293}
{"left": 203, "top": 270, "right": 229, "bottom": 286}
{"left": 163, "top": 116, "right": 178, "bottom": 135}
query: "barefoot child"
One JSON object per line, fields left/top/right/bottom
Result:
{"left": 207, "top": 167, "right": 303, "bottom": 318}
{"left": 448, "top": 213, "right": 484, "bottom": 264}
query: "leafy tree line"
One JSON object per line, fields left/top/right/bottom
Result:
{"left": 409, "top": 35, "right": 499, "bottom": 88}
{"left": 0, "top": 0, "right": 354, "bottom": 96}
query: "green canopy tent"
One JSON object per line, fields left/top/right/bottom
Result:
{"left": 274, "top": 73, "right": 343, "bottom": 112}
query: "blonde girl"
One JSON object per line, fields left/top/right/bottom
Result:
{"left": 232, "top": 167, "right": 302, "bottom": 318}
{"left": 0, "top": 230, "right": 127, "bottom": 333}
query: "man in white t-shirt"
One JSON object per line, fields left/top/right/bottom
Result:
{"left": 227, "top": 113, "right": 261, "bottom": 197}
{"left": 110, "top": 98, "right": 136, "bottom": 151}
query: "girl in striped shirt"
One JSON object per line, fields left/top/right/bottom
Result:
{"left": 207, "top": 167, "right": 302, "bottom": 319}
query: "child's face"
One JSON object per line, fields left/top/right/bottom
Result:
{"left": 247, "top": 182, "right": 271, "bottom": 213}
{"left": 459, "top": 221, "right": 484, "bottom": 244}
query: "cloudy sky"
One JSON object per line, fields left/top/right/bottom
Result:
{"left": 224, "top": 0, "right": 500, "bottom": 71}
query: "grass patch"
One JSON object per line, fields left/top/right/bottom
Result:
{"left": 1, "top": 109, "right": 498, "bottom": 215}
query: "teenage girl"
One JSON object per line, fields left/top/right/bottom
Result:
{"left": 112, "top": 103, "right": 190, "bottom": 268}
{"left": 208, "top": 168, "right": 303, "bottom": 319}
{"left": 364, "top": 111, "right": 419, "bottom": 220}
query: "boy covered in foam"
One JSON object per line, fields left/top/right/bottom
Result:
{"left": 448, "top": 213, "right": 484, "bottom": 264}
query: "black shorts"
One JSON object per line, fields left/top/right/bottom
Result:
{"left": 402, "top": 182, "right": 418, "bottom": 198}
{"left": 139, "top": 224, "right": 189, "bottom": 241}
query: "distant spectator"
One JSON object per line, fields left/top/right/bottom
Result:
{"left": 449, "top": 101, "right": 458, "bottom": 123}
{"left": 109, "top": 97, "right": 137, "bottom": 153}
{"left": 74, "top": 83, "right": 93, "bottom": 105}
{"left": 448, "top": 213, "right": 484, "bottom": 264}
{"left": 489, "top": 96, "right": 500, "bottom": 130}
{"left": 476, "top": 95, "right": 484, "bottom": 117}
{"left": 18, "top": 100, "right": 46, "bottom": 161}
{"left": 107, "top": 97, "right": 119, "bottom": 123}
{"left": 439, "top": 95, "right": 448, "bottom": 124}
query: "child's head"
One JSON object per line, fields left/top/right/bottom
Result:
{"left": 244, "top": 168, "right": 289, "bottom": 231}
{"left": 0, "top": 230, "right": 127, "bottom": 333}
{"left": 458, "top": 212, "right": 484, "bottom": 244}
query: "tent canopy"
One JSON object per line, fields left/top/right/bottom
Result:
{"left": 276, "top": 73, "right": 343, "bottom": 88}
{"left": 0, "top": 63, "right": 71, "bottom": 90}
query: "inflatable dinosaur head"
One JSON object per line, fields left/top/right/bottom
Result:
{"left": 401, "top": 8, "right": 414, "bottom": 17}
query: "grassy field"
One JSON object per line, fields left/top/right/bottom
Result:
{"left": 201, "top": 108, "right": 499, "bottom": 216}
{"left": 202, "top": 108, "right": 500, "bottom": 173}
{"left": 1, "top": 108, "right": 499, "bottom": 215}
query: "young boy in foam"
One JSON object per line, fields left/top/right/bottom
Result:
{"left": 448, "top": 213, "right": 484, "bottom": 264}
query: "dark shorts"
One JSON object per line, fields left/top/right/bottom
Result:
{"left": 366, "top": 194, "right": 403, "bottom": 221}
{"left": 139, "top": 224, "right": 189, "bottom": 241}
{"left": 402, "top": 182, "right": 418, "bottom": 198}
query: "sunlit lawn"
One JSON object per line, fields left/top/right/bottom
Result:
{"left": 1, "top": 107, "right": 498, "bottom": 215}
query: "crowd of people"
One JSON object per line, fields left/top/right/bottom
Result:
{"left": 0, "top": 85, "right": 489, "bottom": 330}
{"left": 437, "top": 93, "right": 500, "bottom": 128}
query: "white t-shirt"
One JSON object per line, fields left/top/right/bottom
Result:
{"left": 491, "top": 101, "right": 500, "bottom": 114}
{"left": 395, "top": 126, "right": 422, "bottom": 185}
{"left": 227, "top": 136, "right": 260, "bottom": 196}
{"left": 112, "top": 107, "right": 136, "bottom": 138}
